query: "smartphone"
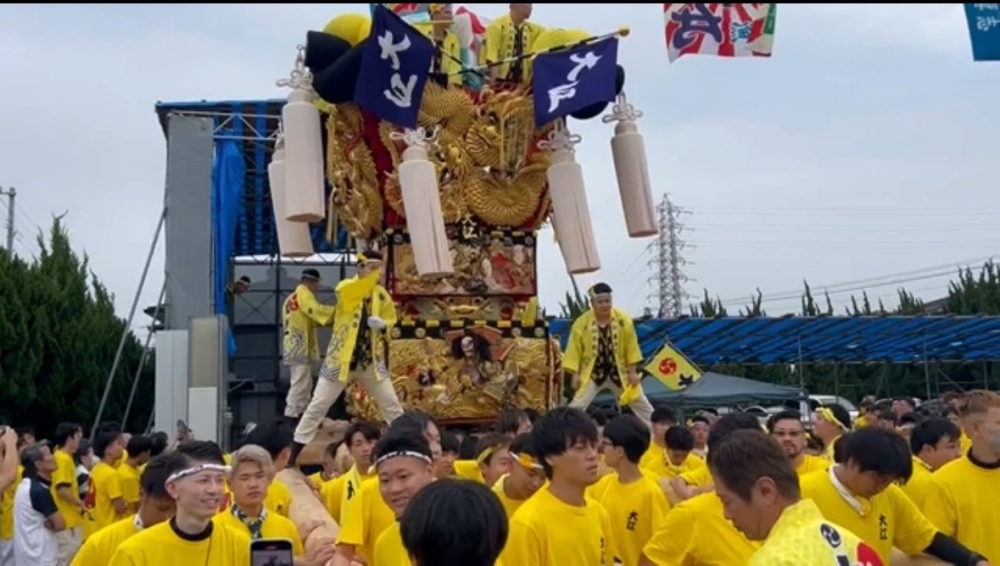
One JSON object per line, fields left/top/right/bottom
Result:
{"left": 250, "top": 538, "right": 294, "bottom": 566}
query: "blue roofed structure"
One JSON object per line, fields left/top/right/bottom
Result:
{"left": 548, "top": 316, "right": 1000, "bottom": 365}
{"left": 154, "top": 99, "right": 348, "bottom": 257}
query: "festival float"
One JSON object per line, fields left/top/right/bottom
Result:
{"left": 270, "top": 4, "right": 657, "bottom": 425}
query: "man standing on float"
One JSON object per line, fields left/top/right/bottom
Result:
{"left": 290, "top": 250, "right": 404, "bottom": 465}
{"left": 282, "top": 269, "right": 335, "bottom": 423}
{"left": 482, "top": 3, "right": 544, "bottom": 83}
{"left": 563, "top": 283, "right": 655, "bottom": 426}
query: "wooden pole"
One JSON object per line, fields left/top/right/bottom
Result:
{"left": 277, "top": 468, "right": 339, "bottom": 565}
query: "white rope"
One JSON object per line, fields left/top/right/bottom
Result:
{"left": 275, "top": 45, "right": 314, "bottom": 91}
{"left": 536, "top": 119, "right": 582, "bottom": 153}
{"left": 601, "top": 92, "right": 643, "bottom": 124}
{"left": 389, "top": 126, "right": 439, "bottom": 149}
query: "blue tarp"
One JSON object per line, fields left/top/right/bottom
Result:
{"left": 211, "top": 140, "right": 245, "bottom": 356}
{"left": 549, "top": 316, "right": 1000, "bottom": 365}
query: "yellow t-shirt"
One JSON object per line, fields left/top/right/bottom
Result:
{"left": 1, "top": 465, "right": 22, "bottom": 540}
{"left": 749, "top": 499, "right": 882, "bottom": 566}
{"left": 108, "top": 520, "right": 251, "bottom": 565}
{"left": 492, "top": 474, "right": 530, "bottom": 518}
{"left": 322, "top": 466, "right": 372, "bottom": 524}
{"left": 119, "top": 462, "right": 142, "bottom": 510}
{"left": 822, "top": 435, "right": 841, "bottom": 461}
{"left": 641, "top": 449, "right": 706, "bottom": 480}
{"left": 214, "top": 508, "right": 304, "bottom": 555}
{"left": 373, "top": 522, "right": 409, "bottom": 566}
{"left": 52, "top": 448, "right": 82, "bottom": 528}
{"left": 501, "top": 487, "right": 616, "bottom": 566}
{"left": 264, "top": 479, "right": 292, "bottom": 517}
{"left": 375, "top": 522, "right": 505, "bottom": 566}
{"left": 309, "top": 471, "right": 334, "bottom": 489}
{"left": 794, "top": 454, "right": 830, "bottom": 476}
{"left": 589, "top": 473, "right": 669, "bottom": 566}
{"left": 959, "top": 432, "right": 972, "bottom": 454}
{"left": 678, "top": 465, "right": 713, "bottom": 487}
{"left": 453, "top": 460, "right": 486, "bottom": 484}
{"left": 115, "top": 450, "right": 128, "bottom": 469}
{"left": 901, "top": 457, "right": 934, "bottom": 510}
{"left": 336, "top": 476, "right": 397, "bottom": 564}
{"left": 87, "top": 461, "right": 125, "bottom": 530}
{"left": 923, "top": 454, "right": 1000, "bottom": 564}
{"left": 800, "top": 469, "right": 936, "bottom": 563}
{"left": 72, "top": 515, "right": 142, "bottom": 566}
{"left": 322, "top": 473, "right": 348, "bottom": 523}
{"left": 642, "top": 491, "right": 757, "bottom": 565}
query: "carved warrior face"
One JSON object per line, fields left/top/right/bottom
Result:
{"left": 461, "top": 336, "right": 475, "bottom": 356}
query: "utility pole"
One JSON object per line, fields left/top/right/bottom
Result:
{"left": 0, "top": 186, "right": 14, "bottom": 252}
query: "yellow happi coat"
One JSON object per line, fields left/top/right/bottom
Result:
{"left": 283, "top": 284, "right": 336, "bottom": 365}
{"left": 321, "top": 271, "right": 397, "bottom": 382}
{"left": 562, "top": 308, "right": 642, "bottom": 392}
{"left": 482, "top": 14, "right": 544, "bottom": 81}
{"left": 414, "top": 23, "right": 463, "bottom": 87}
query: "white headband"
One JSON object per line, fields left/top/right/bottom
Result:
{"left": 374, "top": 450, "right": 433, "bottom": 468}
{"left": 166, "top": 464, "right": 230, "bottom": 484}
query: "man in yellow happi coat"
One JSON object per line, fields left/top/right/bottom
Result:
{"left": 482, "top": 3, "right": 544, "bottom": 84}
{"left": 290, "top": 250, "right": 404, "bottom": 465}
{"left": 564, "top": 282, "right": 654, "bottom": 426}
{"left": 282, "top": 268, "right": 336, "bottom": 422}
{"left": 415, "top": 3, "right": 463, "bottom": 87}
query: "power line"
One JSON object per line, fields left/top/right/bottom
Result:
{"left": 716, "top": 255, "right": 997, "bottom": 306}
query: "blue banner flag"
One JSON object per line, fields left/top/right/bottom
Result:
{"left": 532, "top": 38, "right": 620, "bottom": 127}
{"left": 355, "top": 4, "right": 435, "bottom": 128}
{"left": 965, "top": 4, "right": 1000, "bottom": 61}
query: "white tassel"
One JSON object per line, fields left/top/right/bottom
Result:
{"left": 539, "top": 121, "right": 600, "bottom": 275}
{"left": 603, "top": 93, "right": 657, "bottom": 238}
{"left": 268, "top": 135, "right": 314, "bottom": 257}
{"left": 389, "top": 127, "right": 454, "bottom": 277}
{"left": 277, "top": 46, "right": 325, "bottom": 223}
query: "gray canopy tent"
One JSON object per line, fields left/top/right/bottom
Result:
{"left": 596, "top": 371, "right": 806, "bottom": 407}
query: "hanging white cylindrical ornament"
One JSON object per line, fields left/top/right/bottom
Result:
{"left": 269, "top": 136, "right": 314, "bottom": 257}
{"left": 539, "top": 122, "right": 601, "bottom": 274}
{"left": 604, "top": 93, "right": 657, "bottom": 238}
{"left": 390, "top": 128, "right": 454, "bottom": 277}
{"left": 277, "top": 47, "right": 325, "bottom": 223}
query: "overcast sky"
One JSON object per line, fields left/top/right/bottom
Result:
{"left": 0, "top": 4, "right": 997, "bottom": 324}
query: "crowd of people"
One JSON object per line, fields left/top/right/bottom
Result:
{"left": 0, "top": 386, "right": 996, "bottom": 565}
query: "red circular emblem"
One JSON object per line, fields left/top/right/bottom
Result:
{"left": 856, "top": 542, "right": 883, "bottom": 566}
{"left": 658, "top": 358, "right": 677, "bottom": 375}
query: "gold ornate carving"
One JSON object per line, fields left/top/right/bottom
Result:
{"left": 465, "top": 161, "right": 548, "bottom": 228}
{"left": 347, "top": 335, "right": 553, "bottom": 422}
{"left": 389, "top": 235, "right": 536, "bottom": 297}
{"left": 323, "top": 104, "right": 383, "bottom": 238}
{"left": 396, "top": 297, "right": 506, "bottom": 320}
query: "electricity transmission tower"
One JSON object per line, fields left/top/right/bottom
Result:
{"left": 647, "top": 194, "right": 692, "bottom": 318}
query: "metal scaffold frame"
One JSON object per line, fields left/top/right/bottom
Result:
{"left": 94, "top": 100, "right": 353, "bottom": 438}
